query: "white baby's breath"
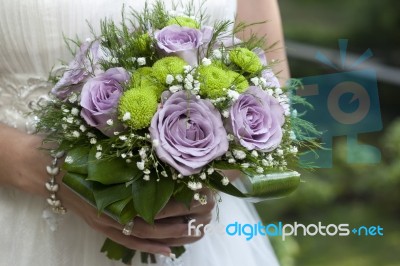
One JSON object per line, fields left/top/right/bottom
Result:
{"left": 262, "top": 159, "right": 270, "bottom": 167}
{"left": 193, "top": 193, "right": 200, "bottom": 201}
{"left": 66, "top": 117, "right": 74, "bottom": 124}
{"left": 165, "top": 74, "right": 174, "bottom": 85}
{"left": 71, "top": 107, "right": 79, "bottom": 116}
{"left": 175, "top": 74, "right": 183, "bottom": 82}
{"left": 152, "top": 139, "right": 159, "bottom": 148}
{"left": 183, "top": 65, "right": 192, "bottom": 73}
{"left": 207, "top": 167, "right": 214, "bottom": 175}
{"left": 137, "top": 161, "right": 145, "bottom": 170}
{"left": 233, "top": 149, "right": 246, "bottom": 160}
{"left": 161, "top": 171, "right": 168, "bottom": 177}
{"left": 251, "top": 77, "right": 260, "bottom": 86}
{"left": 188, "top": 181, "right": 197, "bottom": 190}
{"left": 72, "top": 131, "right": 80, "bottom": 138}
{"left": 227, "top": 134, "right": 235, "bottom": 141}
{"left": 106, "top": 119, "right": 114, "bottom": 126}
{"left": 137, "top": 57, "right": 146, "bottom": 66}
{"left": 290, "top": 146, "right": 298, "bottom": 154}
{"left": 256, "top": 167, "right": 264, "bottom": 174}
{"left": 241, "top": 163, "right": 250, "bottom": 168}
{"left": 227, "top": 89, "right": 240, "bottom": 101}
{"left": 122, "top": 112, "right": 131, "bottom": 121}
{"left": 169, "top": 85, "right": 183, "bottom": 93}
{"left": 212, "top": 49, "right": 222, "bottom": 59}
{"left": 199, "top": 172, "right": 206, "bottom": 180}
{"left": 202, "top": 57, "right": 212, "bottom": 66}
{"left": 64, "top": 156, "right": 74, "bottom": 164}
{"left": 68, "top": 93, "right": 78, "bottom": 103}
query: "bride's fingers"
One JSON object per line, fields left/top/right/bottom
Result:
{"left": 132, "top": 217, "right": 187, "bottom": 239}
{"left": 156, "top": 236, "right": 204, "bottom": 246}
{"left": 102, "top": 227, "right": 171, "bottom": 256}
{"left": 114, "top": 213, "right": 211, "bottom": 240}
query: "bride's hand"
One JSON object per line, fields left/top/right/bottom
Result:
{"left": 0, "top": 124, "right": 215, "bottom": 256}
{"left": 60, "top": 183, "right": 215, "bottom": 256}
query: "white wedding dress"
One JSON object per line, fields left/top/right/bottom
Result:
{"left": 0, "top": 0, "right": 280, "bottom": 265}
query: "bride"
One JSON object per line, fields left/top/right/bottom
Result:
{"left": 0, "top": 0, "right": 288, "bottom": 265}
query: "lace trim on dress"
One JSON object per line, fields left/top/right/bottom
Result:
{"left": 0, "top": 76, "right": 52, "bottom": 133}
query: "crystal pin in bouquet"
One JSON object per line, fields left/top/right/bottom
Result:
{"left": 32, "top": 1, "right": 318, "bottom": 264}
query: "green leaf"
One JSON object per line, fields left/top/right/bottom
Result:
{"left": 62, "top": 172, "right": 95, "bottom": 204}
{"left": 62, "top": 146, "right": 90, "bottom": 175}
{"left": 140, "top": 252, "right": 156, "bottom": 264}
{"left": 213, "top": 161, "right": 241, "bottom": 170}
{"left": 208, "top": 172, "right": 247, "bottom": 198}
{"left": 92, "top": 183, "right": 132, "bottom": 211}
{"left": 63, "top": 172, "right": 136, "bottom": 224}
{"left": 173, "top": 183, "right": 194, "bottom": 209}
{"left": 241, "top": 170, "right": 301, "bottom": 201}
{"left": 208, "top": 170, "right": 301, "bottom": 201}
{"left": 101, "top": 238, "right": 135, "bottom": 264}
{"left": 87, "top": 146, "right": 142, "bottom": 185}
{"left": 107, "top": 198, "right": 136, "bottom": 225}
{"left": 132, "top": 176, "right": 175, "bottom": 224}
{"left": 171, "top": 246, "right": 186, "bottom": 258}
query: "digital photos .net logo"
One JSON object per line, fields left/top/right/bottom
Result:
{"left": 187, "top": 220, "right": 384, "bottom": 241}
{"left": 296, "top": 39, "right": 382, "bottom": 168}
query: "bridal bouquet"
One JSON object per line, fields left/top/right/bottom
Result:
{"left": 33, "top": 1, "right": 316, "bottom": 264}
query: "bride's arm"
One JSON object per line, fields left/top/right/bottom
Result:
{"left": 236, "top": 0, "right": 290, "bottom": 83}
{"left": 0, "top": 123, "right": 48, "bottom": 194}
{"left": 0, "top": 123, "right": 214, "bottom": 255}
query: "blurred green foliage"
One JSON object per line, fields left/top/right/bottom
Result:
{"left": 258, "top": 120, "right": 400, "bottom": 266}
{"left": 280, "top": 0, "right": 400, "bottom": 66}
{"left": 256, "top": 1, "right": 400, "bottom": 265}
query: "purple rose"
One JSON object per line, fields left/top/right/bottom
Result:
{"left": 228, "top": 86, "right": 285, "bottom": 151}
{"left": 80, "top": 67, "right": 130, "bottom": 136}
{"left": 214, "top": 36, "right": 242, "bottom": 48}
{"left": 51, "top": 40, "right": 103, "bottom": 100}
{"left": 149, "top": 91, "right": 228, "bottom": 176}
{"left": 155, "top": 25, "right": 212, "bottom": 66}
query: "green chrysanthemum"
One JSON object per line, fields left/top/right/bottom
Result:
{"left": 131, "top": 67, "right": 153, "bottom": 87}
{"left": 198, "top": 65, "right": 232, "bottom": 98}
{"left": 118, "top": 88, "right": 158, "bottom": 130}
{"left": 152, "top": 57, "right": 187, "bottom": 84}
{"left": 167, "top": 16, "right": 200, "bottom": 29}
{"left": 131, "top": 67, "right": 165, "bottom": 97}
{"left": 227, "top": 71, "right": 249, "bottom": 92}
{"left": 229, "top": 47, "right": 263, "bottom": 74}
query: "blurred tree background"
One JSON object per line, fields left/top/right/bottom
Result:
{"left": 256, "top": 1, "right": 400, "bottom": 265}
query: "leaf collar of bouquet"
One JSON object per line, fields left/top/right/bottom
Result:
{"left": 32, "top": 1, "right": 319, "bottom": 264}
